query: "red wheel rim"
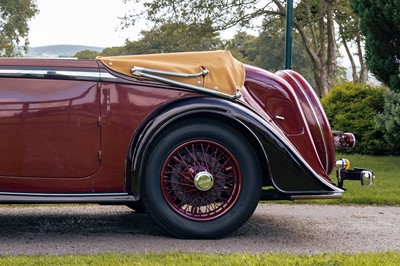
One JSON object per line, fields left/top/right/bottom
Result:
{"left": 161, "top": 140, "right": 242, "bottom": 221}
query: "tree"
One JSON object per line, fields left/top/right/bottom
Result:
{"left": 74, "top": 49, "right": 100, "bottom": 59}
{"left": 351, "top": 1, "right": 400, "bottom": 151}
{"left": 225, "top": 31, "right": 259, "bottom": 65}
{"left": 351, "top": 0, "right": 400, "bottom": 91}
{"left": 227, "top": 22, "right": 315, "bottom": 87}
{"left": 0, "top": 0, "right": 38, "bottom": 57}
{"left": 255, "top": 18, "right": 315, "bottom": 86}
{"left": 128, "top": 21, "right": 223, "bottom": 54}
{"left": 121, "top": 0, "right": 356, "bottom": 97}
{"left": 283, "top": 0, "right": 338, "bottom": 97}
{"left": 336, "top": 0, "right": 368, "bottom": 83}
{"left": 101, "top": 46, "right": 125, "bottom": 56}
{"left": 97, "top": 21, "right": 224, "bottom": 56}
{"left": 375, "top": 91, "right": 400, "bottom": 152}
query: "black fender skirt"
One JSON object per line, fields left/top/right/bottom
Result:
{"left": 127, "top": 96, "right": 343, "bottom": 199}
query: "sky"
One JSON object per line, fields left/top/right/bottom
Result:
{"left": 28, "top": 0, "right": 144, "bottom": 48}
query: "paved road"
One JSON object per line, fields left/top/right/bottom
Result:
{"left": 0, "top": 204, "right": 399, "bottom": 255}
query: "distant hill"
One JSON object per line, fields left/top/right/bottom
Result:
{"left": 26, "top": 44, "right": 104, "bottom": 58}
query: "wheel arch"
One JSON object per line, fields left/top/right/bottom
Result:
{"left": 125, "top": 97, "right": 271, "bottom": 200}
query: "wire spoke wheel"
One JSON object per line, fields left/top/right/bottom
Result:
{"left": 142, "top": 119, "right": 261, "bottom": 238}
{"left": 161, "top": 140, "right": 242, "bottom": 221}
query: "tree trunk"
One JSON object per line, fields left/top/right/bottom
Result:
{"left": 326, "top": 0, "right": 337, "bottom": 88}
{"left": 355, "top": 18, "right": 368, "bottom": 83}
{"left": 313, "top": 62, "right": 329, "bottom": 97}
{"left": 340, "top": 24, "right": 359, "bottom": 82}
{"left": 272, "top": 0, "right": 338, "bottom": 97}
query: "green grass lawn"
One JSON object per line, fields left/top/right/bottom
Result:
{"left": 0, "top": 252, "right": 399, "bottom": 266}
{"left": 0, "top": 155, "right": 398, "bottom": 264}
{"left": 332, "top": 154, "right": 400, "bottom": 205}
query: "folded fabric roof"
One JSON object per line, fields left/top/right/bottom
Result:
{"left": 97, "top": 50, "right": 245, "bottom": 96}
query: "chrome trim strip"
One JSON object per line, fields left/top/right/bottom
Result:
{"left": 290, "top": 193, "right": 342, "bottom": 200}
{"left": 0, "top": 191, "right": 127, "bottom": 197}
{"left": 0, "top": 69, "right": 99, "bottom": 79}
{"left": 279, "top": 70, "right": 329, "bottom": 171}
{"left": 0, "top": 69, "right": 45, "bottom": 75}
{"left": 53, "top": 70, "right": 99, "bottom": 78}
{"left": 0, "top": 192, "right": 135, "bottom": 203}
{"left": 99, "top": 71, "right": 118, "bottom": 79}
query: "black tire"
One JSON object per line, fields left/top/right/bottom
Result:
{"left": 142, "top": 118, "right": 262, "bottom": 238}
{"left": 125, "top": 200, "right": 146, "bottom": 213}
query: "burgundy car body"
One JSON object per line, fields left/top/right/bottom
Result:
{"left": 0, "top": 51, "right": 374, "bottom": 238}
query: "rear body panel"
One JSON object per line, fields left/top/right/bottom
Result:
{"left": 241, "top": 66, "right": 338, "bottom": 192}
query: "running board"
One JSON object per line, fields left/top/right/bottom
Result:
{"left": 260, "top": 189, "right": 342, "bottom": 201}
{"left": 0, "top": 192, "right": 136, "bottom": 204}
{"left": 290, "top": 193, "right": 342, "bottom": 200}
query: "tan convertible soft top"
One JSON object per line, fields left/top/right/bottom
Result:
{"left": 97, "top": 50, "right": 245, "bottom": 96}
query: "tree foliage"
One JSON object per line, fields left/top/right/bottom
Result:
{"left": 226, "top": 31, "right": 259, "bottom": 65}
{"left": 336, "top": 0, "right": 368, "bottom": 83}
{"left": 351, "top": 0, "right": 400, "bottom": 91}
{"left": 351, "top": 1, "right": 400, "bottom": 152}
{"left": 101, "top": 46, "right": 125, "bottom": 56}
{"left": 255, "top": 19, "right": 315, "bottom": 85}
{"left": 321, "top": 83, "right": 392, "bottom": 155}
{"left": 121, "top": 0, "right": 272, "bottom": 31}
{"left": 375, "top": 91, "right": 400, "bottom": 152}
{"left": 74, "top": 49, "right": 100, "bottom": 59}
{"left": 227, "top": 21, "right": 315, "bottom": 86}
{"left": 125, "top": 21, "right": 223, "bottom": 54}
{"left": 0, "top": 0, "right": 38, "bottom": 57}
{"left": 121, "top": 0, "right": 366, "bottom": 97}
{"left": 96, "top": 21, "right": 223, "bottom": 57}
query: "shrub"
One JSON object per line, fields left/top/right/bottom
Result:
{"left": 375, "top": 90, "right": 400, "bottom": 152}
{"left": 321, "top": 82, "right": 392, "bottom": 155}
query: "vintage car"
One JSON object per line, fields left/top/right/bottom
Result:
{"left": 0, "top": 50, "right": 374, "bottom": 238}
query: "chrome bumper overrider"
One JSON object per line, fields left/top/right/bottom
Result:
{"left": 336, "top": 159, "right": 375, "bottom": 189}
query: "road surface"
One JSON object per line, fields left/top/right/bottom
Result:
{"left": 0, "top": 204, "right": 398, "bottom": 255}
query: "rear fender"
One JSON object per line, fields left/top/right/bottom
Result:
{"left": 126, "top": 97, "right": 270, "bottom": 199}
{"left": 276, "top": 70, "right": 336, "bottom": 175}
{"left": 127, "top": 96, "right": 342, "bottom": 200}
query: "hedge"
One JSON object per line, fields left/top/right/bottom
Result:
{"left": 321, "top": 82, "right": 393, "bottom": 155}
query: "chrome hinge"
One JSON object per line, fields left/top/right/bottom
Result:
{"left": 103, "top": 88, "right": 111, "bottom": 117}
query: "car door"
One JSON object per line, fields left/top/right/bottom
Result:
{"left": 0, "top": 60, "right": 101, "bottom": 181}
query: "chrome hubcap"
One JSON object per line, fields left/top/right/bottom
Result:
{"left": 194, "top": 171, "right": 214, "bottom": 191}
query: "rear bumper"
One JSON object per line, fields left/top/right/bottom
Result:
{"left": 337, "top": 167, "right": 375, "bottom": 189}
{"left": 260, "top": 158, "right": 375, "bottom": 201}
